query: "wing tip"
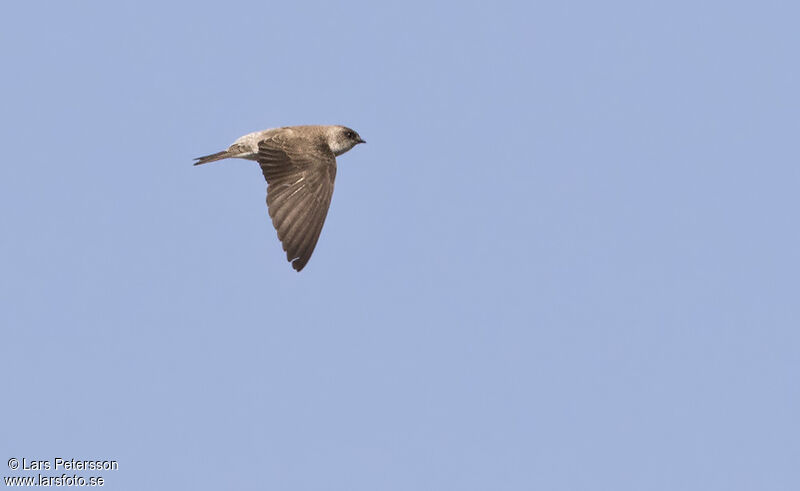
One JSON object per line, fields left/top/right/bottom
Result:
{"left": 291, "top": 257, "right": 308, "bottom": 272}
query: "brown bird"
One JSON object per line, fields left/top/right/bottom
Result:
{"left": 194, "top": 125, "right": 365, "bottom": 271}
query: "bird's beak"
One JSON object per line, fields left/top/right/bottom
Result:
{"left": 357, "top": 138, "right": 366, "bottom": 144}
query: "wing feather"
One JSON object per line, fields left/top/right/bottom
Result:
{"left": 257, "top": 134, "right": 336, "bottom": 271}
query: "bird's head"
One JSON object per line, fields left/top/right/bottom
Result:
{"left": 328, "top": 126, "right": 366, "bottom": 156}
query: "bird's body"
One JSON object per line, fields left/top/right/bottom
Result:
{"left": 195, "top": 125, "right": 365, "bottom": 271}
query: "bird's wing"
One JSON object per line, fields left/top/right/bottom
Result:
{"left": 257, "top": 135, "right": 337, "bottom": 271}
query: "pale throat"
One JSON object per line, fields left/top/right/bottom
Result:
{"left": 328, "top": 139, "right": 354, "bottom": 156}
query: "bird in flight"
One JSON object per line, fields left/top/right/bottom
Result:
{"left": 194, "top": 125, "right": 365, "bottom": 271}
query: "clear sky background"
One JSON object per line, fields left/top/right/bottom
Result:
{"left": 1, "top": 1, "right": 798, "bottom": 489}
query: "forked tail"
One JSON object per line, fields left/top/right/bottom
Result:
{"left": 193, "top": 150, "right": 231, "bottom": 166}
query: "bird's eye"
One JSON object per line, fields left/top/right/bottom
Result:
{"left": 347, "top": 131, "right": 355, "bottom": 138}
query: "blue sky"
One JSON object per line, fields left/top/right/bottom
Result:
{"left": 1, "top": 1, "right": 798, "bottom": 489}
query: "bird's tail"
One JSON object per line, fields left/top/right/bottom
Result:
{"left": 193, "top": 150, "right": 232, "bottom": 166}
